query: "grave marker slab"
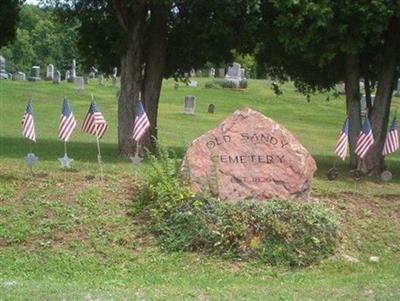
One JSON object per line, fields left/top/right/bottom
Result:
{"left": 184, "top": 96, "right": 196, "bottom": 115}
{"left": 182, "top": 108, "right": 317, "bottom": 200}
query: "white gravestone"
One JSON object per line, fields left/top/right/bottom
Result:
{"left": 188, "top": 79, "right": 198, "bottom": 87}
{"left": 46, "top": 64, "right": 54, "bottom": 80}
{"left": 74, "top": 76, "right": 84, "bottom": 92}
{"left": 65, "top": 70, "right": 70, "bottom": 81}
{"left": 98, "top": 74, "right": 105, "bottom": 86}
{"left": 224, "top": 62, "right": 245, "bottom": 87}
{"left": 209, "top": 68, "right": 215, "bottom": 77}
{"left": 0, "top": 56, "right": 8, "bottom": 79}
{"left": 360, "top": 94, "right": 375, "bottom": 116}
{"left": 184, "top": 96, "right": 196, "bottom": 115}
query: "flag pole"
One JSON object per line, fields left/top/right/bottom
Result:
{"left": 92, "top": 93, "right": 104, "bottom": 181}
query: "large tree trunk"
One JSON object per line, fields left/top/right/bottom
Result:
{"left": 345, "top": 54, "right": 361, "bottom": 169}
{"left": 115, "top": 3, "right": 147, "bottom": 155}
{"left": 142, "top": 6, "right": 168, "bottom": 152}
{"left": 360, "top": 21, "right": 399, "bottom": 175}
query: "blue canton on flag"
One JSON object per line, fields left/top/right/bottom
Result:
{"left": 335, "top": 117, "right": 349, "bottom": 160}
{"left": 355, "top": 117, "right": 374, "bottom": 159}
{"left": 21, "top": 100, "right": 36, "bottom": 142}
{"left": 382, "top": 117, "right": 399, "bottom": 156}
{"left": 132, "top": 99, "right": 150, "bottom": 142}
{"left": 58, "top": 97, "right": 77, "bottom": 142}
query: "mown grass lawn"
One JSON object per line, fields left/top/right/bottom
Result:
{"left": 1, "top": 78, "right": 400, "bottom": 300}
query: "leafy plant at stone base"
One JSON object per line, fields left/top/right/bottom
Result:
{"left": 132, "top": 144, "right": 195, "bottom": 225}
{"left": 132, "top": 146, "right": 339, "bottom": 267}
{"left": 158, "top": 198, "right": 339, "bottom": 267}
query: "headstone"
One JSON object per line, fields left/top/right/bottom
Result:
{"left": 360, "top": 94, "right": 375, "bottom": 116}
{"left": 46, "top": 64, "right": 54, "bottom": 80}
{"left": 188, "top": 80, "right": 198, "bottom": 87}
{"left": 184, "top": 96, "right": 196, "bottom": 115}
{"left": 74, "top": 76, "right": 84, "bottom": 92}
{"left": 208, "top": 104, "right": 215, "bottom": 114}
{"left": 29, "top": 66, "right": 41, "bottom": 81}
{"left": 395, "top": 79, "right": 400, "bottom": 97}
{"left": 0, "top": 56, "right": 8, "bottom": 79}
{"left": 12, "top": 72, "right": 26, "bottom": 81}
{"left": 209, "top": 68, "right": 215, "bottom": 78}
{"left": 65, "top": 70, "right": 70, "bottom": 81}
{"left": 182, "top": 108, "right": 317, "bottom": 200}
{"left": 53, "top": 70, "right": 61, "bottom": 84}
{"left": 218, "top": 68, "right": 225, "bottom": 78}
{"left": 89, "top": 66, "right": 98, "bottom": 78}
{"left": 112, "top": 67, "right": 118, "bottom": 77}
{"left": 190, "top": 68, "right": 196, "bottom": 77}
{"left": 337, "top": 82, "right": 345, "bottom": 95}
{"left": 224, "top": 62, "right": 245, "bottom": 88}
{"left": 71, "top": 59, "right": 76, "bottom": 79}
{"left": 98, "top": 74, "right": 105, "bottom": 86}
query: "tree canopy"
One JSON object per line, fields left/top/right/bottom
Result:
{"left": 0, "top": 0, "right": 21, "bottom": 48}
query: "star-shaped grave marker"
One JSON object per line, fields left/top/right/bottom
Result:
{"left": 58, "top": 153, "right": 74, "bottom": 169}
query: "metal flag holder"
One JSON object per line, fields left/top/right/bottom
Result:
{"left": 92, "top": 93, "right": 104, "bottom": 181}
{"left": 25, "top": 140, "right": 38, "bottom": 176}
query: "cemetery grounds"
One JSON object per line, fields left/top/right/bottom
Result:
{"left": 0, "top": 78, "right": 400, "bottom": 300}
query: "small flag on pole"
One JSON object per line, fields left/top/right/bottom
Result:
{"left": 382, "top": 117, "right": 399, "bottom": 156}
{"left": 132, "top": 99, "right": 150, "bottom": 142}
{"left": 355, "top": 117, "right": 374, "bottom": 159}
{"left": 81, "top": 101, "right": 108, "bottom": 138}
{"left": 335, "top": 117, "right": 349, "bottom": 160}
{"left": 21, "top": 100, "right": 36, "bottom": 142}
{"left": 58, "top": 97, "right": 77, "bottom": 142}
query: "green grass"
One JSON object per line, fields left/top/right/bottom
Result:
{"left": 1, "top": 78, "right": 400, "bottom": 300}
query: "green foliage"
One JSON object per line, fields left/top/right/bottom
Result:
{"left": 0, "top": 0, "right": 20, "bottom": 47}
{"left": 133, "top": 145, "right": 194, "bottom": 224}
{"left": 0, "top": 5, "right": 79, "bottom": 74}
{"left": 157, "top": 198, "right": 339, "bottom": 267}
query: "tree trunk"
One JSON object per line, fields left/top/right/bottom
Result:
{"left": 359, "top": 21, "right": 399, "bottom": 175}
{"left": 116, "top": 4, "right": 147, "bottom": 155}
{"left": 142, "top": 6, "right": 168, "bottom": 153}
{"left": 345, "top": 54, "right": 361, "bottom": 169}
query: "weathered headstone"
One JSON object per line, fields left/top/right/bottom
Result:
{"left": 190, "top": 68, "right": 196, "bottom": 77}
{"left": 70, "top": 59, "right": 76, "bottom": 82}
{"left": 98, "top": 74, "right": 105, "bottom": 86}
{"left": 360, "top": 94, "right": 375, "bottom": 116}
{"left": 74, "top": 76, "right": 84, "bottom": 92}
{"left": 12, "top": 72, "right": 26, "bottom": 81}
{"left": 0, "top": 56, "right": 8, "bottom": 79}
{"left": 182, "top": 108, "right": 317, "bottom": 200}
{"left": 218, "top": 68, "right": 225, "bottom": 78}
{"left": 208, "top": 104, "right": 215, "bottom": 114}
{"left": 112, "top": 67, "right": 118, "bottom": 77}
{"left": 209, "top": 68, "right": 215, "bottom": 78}
{"left": 53, "top": 70, "right": 61, "bottom": 84}
{"left": 46, "top": 64, "right": 54, "bottom": 80}
{"left": 65, "top": 70, "right": 70, "bottom": 81}
{"left": 89, "top": 66, "right": 98, "bottom": 78}
{"left": 188, "top": 80, "right": 198, "bottom": 87}
{"left": 224, "top": 62, "right": 245, "bottom": 88}
{"left": 337, "top": 82, "right": 345, "bottom": 95}
{"left": 29, "top": 66, "right": 41, "bottom": 81}
{"left": 184, "top": 96, "right": 196, "bottom": 115}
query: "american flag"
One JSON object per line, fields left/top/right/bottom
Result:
{"left": 355, "top": 117, "right": 374, "bottom": 159}
{"left": 21, "top": 100, "right": 36, "bottom": 142}
{"left": 382, "top": 117, "right": 399, "bottom": 156}
{"left": 335, "top": 117, "right": 349, "bottom": 160}
{"left": 58, "top": 98, "right": 77, "bottom": 142}
{"left": 132, "top": 99, "right": 150, "bottom": 142}
{"left": 81, "top": 101, "right": 108, "bottom": 139}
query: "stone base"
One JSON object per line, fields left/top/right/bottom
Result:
{"left": 0, "top": 72, "right": 9, "bottom": 79}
